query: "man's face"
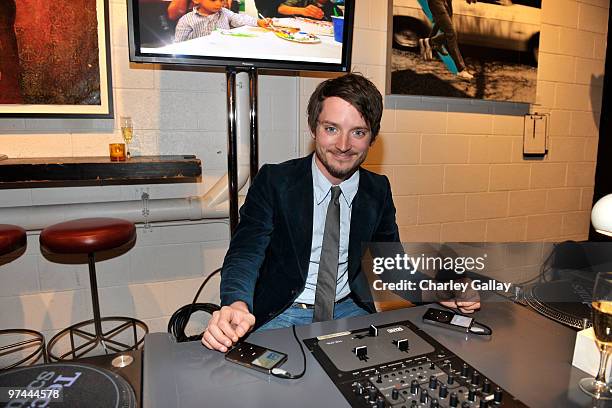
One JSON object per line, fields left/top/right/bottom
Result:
{"left": 313, "top": 96, "right": 373, "bottom": 185}
{"left": 195, "top": 0, "right": 224, "bottom": 14}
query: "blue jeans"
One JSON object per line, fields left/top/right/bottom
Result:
{"left": 257, "top": 298, "right": 370, "bottom": 331}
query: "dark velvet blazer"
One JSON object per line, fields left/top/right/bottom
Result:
{"left": 219, "top": 154, "right": 400, "bottom": 329}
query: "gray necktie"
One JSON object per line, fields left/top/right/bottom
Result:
{"left": 313, "top": 186, "right": 341, "bottom": 322}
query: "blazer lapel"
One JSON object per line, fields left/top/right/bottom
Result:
{"left": 348, "top": 172, "right": 378, "bottom": 282}
{"left": 283, "top": 157, "right": 314, "bottom": 280}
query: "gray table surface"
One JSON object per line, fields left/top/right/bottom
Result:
{"left": 143, "top": 300, "right": 610, "bottom": 408}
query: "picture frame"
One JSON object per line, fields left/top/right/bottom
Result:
{"left": 387, "top": 0, "right": 541, "bottom": 103}
{"left": 0, "top": 0, "right": 113, "bottom": 118}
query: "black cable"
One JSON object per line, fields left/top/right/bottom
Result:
{"left": 168, "top": 269, "right": 307, "bottom": 378}
{"left": 167, "top": 268, "right": 222, "bottom": 342}
{"left": 270, "top": 325, "right": 307, "bottom": 379}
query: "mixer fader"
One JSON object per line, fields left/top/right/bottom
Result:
{"left": 304, "top": 321, "right": 527, "bottom": 408}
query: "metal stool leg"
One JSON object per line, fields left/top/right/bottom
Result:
{"left": 46, "top": 252, "right": 148, "bottom": 361}
{"left": 88, "top": 253, "right": 108, "bottom": 355}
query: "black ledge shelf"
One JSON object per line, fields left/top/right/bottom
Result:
{"left": 0, "top": 155, "right": 202, "bottom": 189}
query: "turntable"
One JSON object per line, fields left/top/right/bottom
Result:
{"left": 0, "top": 350, "right": 141, "bottom": 407}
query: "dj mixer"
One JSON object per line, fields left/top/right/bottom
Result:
{"left": 304, "top": 320, "right": 528, "bottom": 408}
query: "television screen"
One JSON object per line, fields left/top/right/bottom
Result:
{"left": 128, "top": 0, "right": 354, "bottom": 72}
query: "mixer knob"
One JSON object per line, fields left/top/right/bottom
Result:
{"left": 354, "top": 383, "right": 364, "bottom": 395}
{"left": 429, "top": 375, "right": 438, "bottom": 389}
{"left": 471, "top": 371, "right": 480, "bottom": 386}
{"left": 420, "top": 389, "right": 429, "bottom": 404}
{"left": 480, "top": 399, "right": 488, "bottom": 408}
{"left": 376, "top": 396, "right": 385, "bottom": 408}
{"left": 449, "top": 392, "right": 459, "bottom": 407}
{"left": 468, "top": 386, "right": 476, "bottom": 402}
{"left": 391, "top": 388, "right": 399, "bottom": 400}
{"left": 494, "top": 387, "right": 503, "bottom": 403}
{"left": 461, "top": 363, "right": 469, "bottom": 377}
{"left": 482, "top": 378, "right": 491, "bottom": 393}
{"left": 447, "top": 373, "right": 455, "bottom": 385}
{"left": 430, "top": 398, "right": 439, "bottom": 408}
{"left": 439, "top": 384, "right": 448, "bottom": 399}
{"left": 430, "top": 362, "right": 436, "bottom": 369}
{"left": 410, "top": 379, "right": 420, "bottom": 394}
{"left": 368, "top": 386, "right": 377, "bottom": 400}
{"left": 369, "top": 325, "right": 379, "bottom": 337}
{"left": 376, "top": 373, "right": 382, "bottom": 383}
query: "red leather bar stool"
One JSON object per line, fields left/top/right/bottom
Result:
{"left": 40, "top": 218, "right": 148, "bottom": 361}
{"left": 0, "top": 225, "right": 47, "bottom": 369}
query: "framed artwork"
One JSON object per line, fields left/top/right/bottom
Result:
{"left": 0, "top": 0, "right": 113, "bottom": 118}
{"left": 388, "top": 0, "right": 541, "bottom": 103}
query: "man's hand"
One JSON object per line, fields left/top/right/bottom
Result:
{"left": 202, "top": 301, "right": 255, "bottom": 352}
{"left": 439, "top": 299, "right": 481, "bottom": 314}
{"left": 302, "top": 4, "right": 324, "bottom": 19}
{"left": 439, "top": 277, "right": 481, "bottom": 313}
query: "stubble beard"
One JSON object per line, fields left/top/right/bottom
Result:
{"left": 315, "top": 146, "right": 367, "bottom": 181}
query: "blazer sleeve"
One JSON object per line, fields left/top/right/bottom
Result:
{"left": 220, "top": 164, "right": 274, "bottom": 310}
{"left": 371, "top": 176, "right": 428, "bottom": 303}
{"left": 372, "top": 176, "right": 400, "bottom": 243}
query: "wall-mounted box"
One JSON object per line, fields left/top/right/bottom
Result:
{"left": 523, "top": 113, "right": 548, "bottom": 157}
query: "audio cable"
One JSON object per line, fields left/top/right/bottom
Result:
{"left": 167, "top": 268, "right": 222, "bottom": 342}
{"left": 270, "top": 325, "right": 307, "bottom": 380}
{"left": 168, "top": 268, "right": 307, "bottom": 378}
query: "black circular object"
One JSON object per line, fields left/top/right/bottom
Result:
{"left": 0, "top": 363, "right": 136, "bottom": 408}
{"left": 524, "top": 279, "right": 593, "bottom": 329}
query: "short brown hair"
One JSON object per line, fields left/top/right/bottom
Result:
{"left": 307, "top": 73, "right": 383, "bottom": 143}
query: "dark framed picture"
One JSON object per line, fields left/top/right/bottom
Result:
{"left": 0, "top": 0, "right": 113, "bottom": 118}
{"left": 388, "top": 0, "right": 541, "bottom": 103}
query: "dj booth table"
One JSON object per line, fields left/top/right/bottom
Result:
{"left": 142, "top": 298, "right": 599, "bottom": 408}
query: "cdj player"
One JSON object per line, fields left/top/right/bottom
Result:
{"left": 304, "top": 320, "right": 527, "bottom": 408}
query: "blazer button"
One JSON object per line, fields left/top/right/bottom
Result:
{"left": 291, "top": 289, "right": 297, "bottom": 295}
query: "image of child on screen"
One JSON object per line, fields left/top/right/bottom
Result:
{"left": 277, "top": 0, "right": 342, "bottom": 21}
{"left": 174, "top": 0, "right": 269, "bottom": 43}
{"left": 168, "top": 0, "right": 238, "bottom": 21}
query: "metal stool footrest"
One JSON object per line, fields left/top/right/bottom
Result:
{"left": 47, "top": 316, "right": 148, "bottom": 362}
{"left": 0, "top": 329, "right": 47, "bottom": 370}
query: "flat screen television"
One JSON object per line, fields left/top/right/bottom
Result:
{"left": 127, "top": 0, "right": 354, "bottom": 72}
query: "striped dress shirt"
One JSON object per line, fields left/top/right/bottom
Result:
{"left": 175, "top": 7, "right": 257, "bottom": 42}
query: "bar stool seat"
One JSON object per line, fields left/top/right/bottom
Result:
{"left": 40, "top": 218, "right": 148, "bottom": 361}
{"left": 0, "top": 224, "right": 27, "bottom": 255}
{"left": 40, "top": 218, "right": 136, "bottom": 254}
{"left": 0, "top": 225, "right": 46, "bottom": 370}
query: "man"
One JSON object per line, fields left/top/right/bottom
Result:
{"left": 202, "top": 73, "right": 479, "bottom": 352}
